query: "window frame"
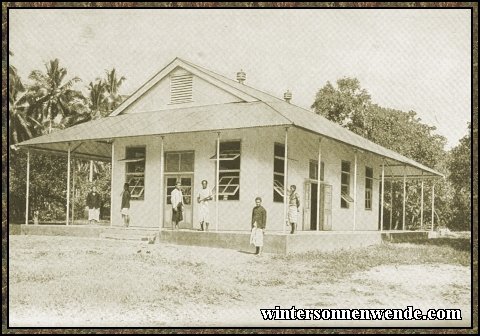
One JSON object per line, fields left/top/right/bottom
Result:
{"left": 365, "top": 166, "right": 373, "bottom": 210}
{"left": 213, "top": 140, "right": 241, "bottom": 201}
{"left": 309, "top": 160, "right": 325, "bottom": 182}
{"left": 341, "top": 160, "right": 352, "bottom": 209}
{"left": 273, "top": 142, "right": 285, "bottom": 202}
{"left": 124, "top": 146, "right": 146, "bottom": 201}
{"left": 165, "top": 151, "right": 195, "bottom": 173}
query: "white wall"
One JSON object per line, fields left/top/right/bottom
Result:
{"left": 111, "top": 127, "right": 382, "bottom": 231}
{"left": 123, "top": 68, "right": 243, "bottom": 114}
{"left": 287, "top": 128, "right": 381, "bottom": 231}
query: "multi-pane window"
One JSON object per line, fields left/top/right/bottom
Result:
{"left": 365, "top": 167, "right": 373, "bottom": 210}
{"left": 165, "top": 151, "right": 194, "bottom": 173}
{"left": 125, "top": 146, "right": 146, "bottom": 200}
{"left": 341, "top": 160, "right": 353, "bottom": 208}
{"left": 309, "top": 160, "right": 325, "bottom": 181}
{"left": 273, "top": 143, "right": 285, "bottom": 202}
{"left": 211, "top": 141, "right": 241, "bottom": 201}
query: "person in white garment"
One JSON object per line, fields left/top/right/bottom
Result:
{"left": 171, "top": 181, "right": 184, "bottom": 229}
{"left": 197, "top": 180, "right": 213, "bottom": 231}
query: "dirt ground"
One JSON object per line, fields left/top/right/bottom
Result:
{"left": 8, "top": 235, "right": 471, "bottom": 328}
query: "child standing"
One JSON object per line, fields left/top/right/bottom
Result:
{"left": 250, "top": 197, "right": 267, "bottom": 255}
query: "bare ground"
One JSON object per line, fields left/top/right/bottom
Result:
{"left": 8, "top": 235, "right": 471, "bottom": 327}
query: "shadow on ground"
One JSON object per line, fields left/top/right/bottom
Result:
{"left": 410, "top": 237, "right": 470, "bottom": 252}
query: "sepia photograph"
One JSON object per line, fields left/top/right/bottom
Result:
{"left": 4, "top": 4, "right": 475, "bottom": 330}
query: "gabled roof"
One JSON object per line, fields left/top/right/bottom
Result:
{"left": 17, "top": 57, "right": 443, "bottom": 176}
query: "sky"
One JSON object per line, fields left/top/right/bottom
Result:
{"left": 9, "top": 9, "right": 471, "bottom": 149}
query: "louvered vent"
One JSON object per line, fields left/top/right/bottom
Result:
{"left": 170, "top": 73, "right": 193, "bottom": 104}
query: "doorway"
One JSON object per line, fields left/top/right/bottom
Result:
{"left": 304, "top": 182, "right": 332, "bottom": 231}
{"left": 164, "top": 175, "right": 194, "bottom": 229}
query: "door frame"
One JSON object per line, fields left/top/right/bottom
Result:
{"left": 163, "top": 173, "right": 194, "bottom": 229}
{"left": 303, "top": 180, "right": 332, "bottom": 231}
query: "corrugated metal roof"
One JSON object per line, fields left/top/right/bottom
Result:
{"left": 17, "top": 58, "right": 443, "bottom": 176}
{"left": 181, "top": 59, "right": 443, "bottom": 176}
{"left": 18, "top": 101, "right": 290, "bottom": 146}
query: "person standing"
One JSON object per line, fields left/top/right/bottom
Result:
{"left": 197, "top": 180, "right": 212, "bottom": 231}
{"left": 171, "top": 181, "right": 184, "bottom": 230}
{"left": 121, "top": 183, "right": 131, "bottom": 228}
{"left": 250, "top": 197, "right": 267, "bottom": 255}
{"left": 86, "top": 186, "right": 101, "bottom": 225}
{"left": 288, "top": 185, "right": 300, "bottom": 234}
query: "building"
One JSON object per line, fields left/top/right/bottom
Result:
{"left": 17, "top": 57, "right": 442, "bottom": 234}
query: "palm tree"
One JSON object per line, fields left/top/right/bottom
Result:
{"left": 9, "top": 62, "right": 33, "bottom": 144}
{"left": 88, "top": 80, "right": 108, "bottom": 119}
{"left": 27, "top": 59, "right": 86, "bottom": 133}
{"left": 103, "top": 68, "right": 126, "bottom": 113}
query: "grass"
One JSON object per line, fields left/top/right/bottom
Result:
{"left": 8, "top": 235, "right": 472, "bottom": 327}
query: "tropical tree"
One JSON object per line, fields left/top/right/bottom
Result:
{"left": 27, "top": 59, "right": 86, "bottom": 133}
{"left": 311, "top": 77, "right": 372, "bottom": 137}
{"left": 9, "top": 66, "right": 33, "bottom": 144}
{"left": 88, "top": 80, "right": 108, "bottom": 119}
{"left": 311, "top": 77, "right": 451, "bottom": 230}
{"left": 103, "top": 68, "right": 126, "bottom": 113}
{"left": 447, "top": 125, "right": 471, "bottom": 231}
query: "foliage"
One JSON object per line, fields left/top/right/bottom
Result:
{"left": 8, "top": 56, "right": 126, "bottom": 223}
{"left": 26, "top": 59, "right": 87, "bottom": 134}
{"left": 312, "top": 77, "right": 469, "bottom": 231}
{"left": 9, "top": 150, "right": 68, "bottom": 222}
{"left": 447, "top": 127, "right": 471, "bottom": 231}
{"left": 70, "top": 159, "right": 112, "bottom": 221}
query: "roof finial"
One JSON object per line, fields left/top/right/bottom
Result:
{"left": 284, "top": 90, "right": 292, "bottom": 103}
{"left": 237, "top": 69, "right": 246, "bottom": 84}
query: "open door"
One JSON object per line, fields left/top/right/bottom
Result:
{"left": 164, "top": 175, "right": 193, "bottom": 229}
{"left": 303, "top": 181, "right": 332, "bottom": 231}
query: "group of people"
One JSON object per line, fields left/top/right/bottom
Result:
{"left": 250, "top": 185, "right": 300, "bottom": 255}
{"left": 85, "top": 183, "right": 132, "bottom": 227}
{"left": 112, "top": 180, "right": 302, "bottom": 256}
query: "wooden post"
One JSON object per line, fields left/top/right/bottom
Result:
{"left": 25, "top": 149, "right": 30, "bottom": 225}
{"left": 353, "top": 150, "right": 357, "bottom": 231}
{"left": 420, "top": 176, "right": 424, "bottom": 230}
{"left": 66, "top": 145, "right": 71, "bottom": 226}
{"left": 216, "top": 132, "right": 220, "bottom": 231}
{"left": 389, "top": 179, "right": 393, "bottom": 230}
{"left": 159, "top": 136, "right": 165, "bottom": 234}
{"left": 283, "top": 127, "right": 289, "bottom": 234}
{"left": 316, "top": 137, "right": 322, "bottom": 231}
{"left": 110, "top": 141, "right": 115, "bottom": 226}
{"left": 89, "top": 160, "right": 94, "bottom": 182}
{"left": 71, "top": 159, "right": 75, "bottom": 225}
{"left": 431, "top": 182, "right": 435, "bottom": 232}
{"left": 402, "top": 165, "right": 406, "bottom": 231}
{"left": 380, "top": 161, "right": 385, "bottom": 231}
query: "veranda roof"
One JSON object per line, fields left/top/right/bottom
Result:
{"left": 16, "top": 100, "right": 442, "bottom": 176}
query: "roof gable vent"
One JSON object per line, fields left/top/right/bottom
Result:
{"left": 170, "top": 73, "right": 193, "bottom": 104}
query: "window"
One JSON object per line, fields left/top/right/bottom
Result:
{"left": 341, "top": 160, "right": 352, "bottom": 208}
{"left": 211, "top": 141, "right": 241, "bottom": 200}
{"left": 365, "top": 167, "right": 373, "bottom": 210}
{"left": 309, "top": 160, "right": 325, "bottom": 181}
{"left": 124, "top": 147, "right": 146, "bottom": 200}
{"left": 273, "top": 143, "right": 285, "bottom": 202}
{"left": 165, "top": 151, "right": 194, "bottom": 173}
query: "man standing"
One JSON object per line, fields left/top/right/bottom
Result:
{"left": 171, "top": 181, "right": 184, "bottom": 230}
{"left": 197, "top": 180, "right": 212, "bottom": 231}
{"left": 86, "top": 186, "right": 101, "bottom": 225}
{"left": 288, "top": 185, "right": 300, "bottom": 234}
{"left": 251, "top": 197, "right": 267, "bottom": 255}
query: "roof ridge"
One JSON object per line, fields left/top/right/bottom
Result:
{"left": 179, "top": 58, "right": 288, "bottom": 104}
{"left": 262, "top": 101, "right": 296, "bottom": 125}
